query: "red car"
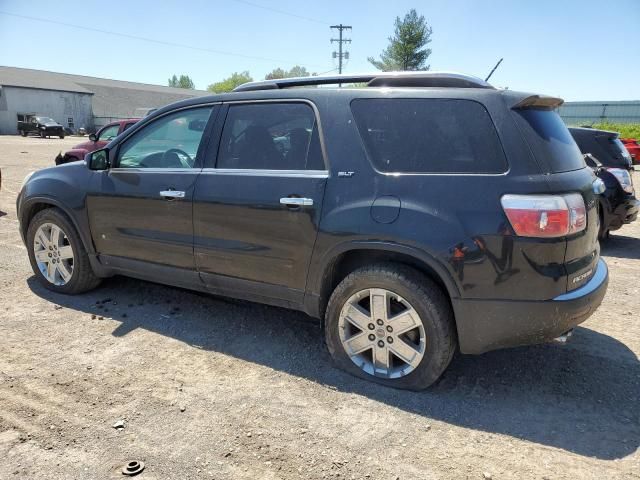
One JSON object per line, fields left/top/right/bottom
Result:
{"left": 55, "top": 119, "right": 140, "bottom": 165}
{"left": 621, "top": 138, "right": 640, "bottom": 165}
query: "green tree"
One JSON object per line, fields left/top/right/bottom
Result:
{"left": 265, "top": 65, "right": 310, "bottom": 80}
{"left": 368, "top": 9, "right": 433, "bottom": 71}
{"left": 167, "top": 74, "right": 195, "bottom": 89}
{"left": 207, "top": 71, "right": 253, "bottom": 93}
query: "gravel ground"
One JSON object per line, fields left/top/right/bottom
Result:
{"left": 0, "top": 135, "right": 638, "bottom": 479}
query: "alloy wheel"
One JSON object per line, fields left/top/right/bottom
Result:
{"left": 33, "top": 222, "right": 74, "bottom": 285}
{"left": 338, "top": 288, "right": 426, "bottom": 379}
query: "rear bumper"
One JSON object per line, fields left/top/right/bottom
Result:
{"left": 453, "top": 259, "right": 609, "bottom": 354}
{"left": 609, "top": 198, "right": 640, "bottom": 230}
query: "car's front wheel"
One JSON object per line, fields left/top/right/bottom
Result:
{"left": 26, "top": 208, "right": 101, "bottom": 294}
{"left": 19, "top": 130, "right": 27, "bottom": 137}
{"left": 325, "top": 264, "right": 456, "bottom": 390}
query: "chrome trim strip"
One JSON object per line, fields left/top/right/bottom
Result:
{"left": 553, "top": 259, "right": 608, "bottom": 301}
{"left": 108, "top": 168, "right": 201, "bottom": 174}
{"left": 200, "top": 168, "right": 328, "bottom": 178}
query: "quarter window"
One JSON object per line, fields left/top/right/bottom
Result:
{"left": 116, "top": 107, "right": 213, "bottom": 169}
{"left": 217, "top": 103, "right": 324, "bottom": 170}
{"left": 351, "top": 99, "right": 508, "bottom": 174}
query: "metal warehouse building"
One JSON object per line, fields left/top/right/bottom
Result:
{"left": 558, "top": 100, "right": 640, "bottom": 125}
{"left": 0, "top": 66, "right": 208, "bottom": 135}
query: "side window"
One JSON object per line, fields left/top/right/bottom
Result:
{"left": 351, "top": 99, "right": 508, "bottom": 174}
{"left": 97, "top": 124, "right": 120, "bottom": 141}
{"left": 217, "top": 103, "right": 324, "bottom": 170}
{"left": 122, "top": 122, "right": 136, "bottom": 132}
{"left": 116, "top": 107, "right": 213, "bottom": 169}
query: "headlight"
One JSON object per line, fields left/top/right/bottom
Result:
{"left": 21, "top": 171, "right": 35, "bottom": 190}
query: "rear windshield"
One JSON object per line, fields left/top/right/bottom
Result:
{"left": 351, "top": 98, "right": 508, "bottom": 174}
{"left": 514, "top": 109, "right": 585, "bottom": 173}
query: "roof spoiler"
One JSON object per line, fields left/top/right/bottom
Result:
{"left": 512, "top": 95, "right": 564, "bottom": 110}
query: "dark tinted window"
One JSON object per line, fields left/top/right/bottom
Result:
{"left": 351, "top": 99, "right": 507, "bottom": 173}
{"left": 217, "top": 103, "right": 324, "bottom": 170}
{"left": 514, "top": 109, "right": 584, "bottom": 172}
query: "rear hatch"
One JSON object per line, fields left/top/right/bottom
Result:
{"left": 512, "top": 101, "right": 600, "bottom": 293}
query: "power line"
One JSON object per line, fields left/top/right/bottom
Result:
{"left": 330, "top": 24, "right": 352, "bottom": 75}
{"left": 0, "top": 10, "right": 329, "bottom": 69}
{"left": 230, "top": 0, "right": 330, "bottom": 25}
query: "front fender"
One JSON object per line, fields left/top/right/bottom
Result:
{"left": 19, "top": 165, "right": 95, "bottom": 255}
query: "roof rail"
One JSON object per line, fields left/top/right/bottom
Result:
{"left": 233, "top": 71, "right": 494, "bottom": 92}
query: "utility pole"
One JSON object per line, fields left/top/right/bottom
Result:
{"left": 331, "top": 24, "right": 352, "bottom": 74}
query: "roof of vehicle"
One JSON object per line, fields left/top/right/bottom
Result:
{"left": 233, "top": 71, "right": 494, "bottom": 92}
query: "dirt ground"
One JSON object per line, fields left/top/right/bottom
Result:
{"left": 0, "top": 135, "right": 638, "bottom": 480}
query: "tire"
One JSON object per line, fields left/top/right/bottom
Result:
{"left": 40, "top": 131, "right": 46, "bottom": 138}
{"left": 325, "top": 263, "right": 456, "bottom": 390}
{"left": 598, "top": 205, "right": 609, "bottom": 242}
{"left": 59, "top": 134, "right": 65, "bottom": 139}
{"left": 26, "top": 207, "right": 101, "bottom": 294}
{"left": 19, "top": 130, "right": 26, "bottom": 137}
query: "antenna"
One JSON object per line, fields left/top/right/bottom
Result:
{"left": 485, "top": 58, "right": 503, "bottom": 82}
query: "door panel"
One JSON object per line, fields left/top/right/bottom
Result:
{"left": 193, "top": 171, "right": 327, "bottom": 302}
{"left": 88, "top": 170, "right": 200, "bottom": 269}
{"left": 87, "top": 105, "right": 217, "bottom": 271}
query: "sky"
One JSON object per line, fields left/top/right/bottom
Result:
{"left": 0, "top": 0, "right": 638, "bottom": 101}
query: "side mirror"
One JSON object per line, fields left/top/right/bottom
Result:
{"left": 89, "top": 133, "right": 97, "bottom": 142}
{"left": 86, "top": 148, "right": 110, "bottom": 170}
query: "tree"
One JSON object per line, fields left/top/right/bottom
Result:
{"left": 265, "top": 65, "right": 310, "bottom": 80}
{"left": 168, "top": 74, "right": 195, "bottom": 89}
{"left": 368, "top": 9, "right": 433, "bottom": 71}
{"left": 207, "top": 71, "right": 253, "bottom": 93}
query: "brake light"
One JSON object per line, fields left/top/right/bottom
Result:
{"left": 606, "top": 168, "right": 634, "bottom": 194}
{"left": 501, "top": 193, "right": 586, "bottom": 238}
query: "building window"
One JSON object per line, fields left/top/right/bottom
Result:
{"left": 68, "top": 117, "right": 74, "bottom": 129}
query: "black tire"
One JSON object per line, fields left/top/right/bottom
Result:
{"left": 19, "top": 130, "right": 27, "bottom": 137}
{"left": 40, "top": 131, "right": 46, "bottom": 138}
{"left": 59, "top": 134, "right": 65, "bottom": 139}
{"left": 325, "top": 263, "right": 456, "bottom": 390}
{"left": 26, "top": 207, "right": 101, "bottom": 294}
{"left": 598, "top": 205, "right": 609, "bottom": 242}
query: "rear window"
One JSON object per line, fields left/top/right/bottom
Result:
{"left": 351, "top": 99, "right": 508, "bottom": 174}
{"left": 514, "top": 109, "right": 585, "bottom": 173}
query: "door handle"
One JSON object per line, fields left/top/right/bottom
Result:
{"left": 280, "top": 197, "right": 313, "bottom": 207}
{"left": 160, "top": 190, "right": 185, "bottom": 199}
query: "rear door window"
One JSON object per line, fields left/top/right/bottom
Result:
{"left": 217, "top": 102, "right": 325, "bottom": 171}
{"left": 513, "top": 109, "right": 585, "bottom": 173}
{"left": 350, "top": 98, "right": 507, "bottom": 174}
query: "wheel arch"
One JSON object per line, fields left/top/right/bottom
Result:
{"left": 307, "top": 242, "right": 460, "bottom": 321}
{"left": 20, "top": 197, "right": 94, "bottom": 255}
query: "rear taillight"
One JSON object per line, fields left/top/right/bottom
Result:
{"left": 606, "top": 168, "right": 634, "bottom": 194}
{"left": 501, "top": 193, "right": 587, "bottom": 238}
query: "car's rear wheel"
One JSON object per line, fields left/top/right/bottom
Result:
{"left": 40, "top": 131, "right": 46, "bottom": 138}
{"left": 59, "top": 133, "right": 65, "bottom": 139}
{"left": 27, "top": 208, "right": 101, "bottom": 294}
{"left": 325, "top": 264, "right": 456, "bottom": 390}
{"left": 598, "top": 205, "right": 609, "bottom": 241}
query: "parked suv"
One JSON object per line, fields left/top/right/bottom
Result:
{"left": 55, "top": 119, "right": 140, "bottom": 165}
{"left": 17, "top": 72, "right": 608, "bottom": 390}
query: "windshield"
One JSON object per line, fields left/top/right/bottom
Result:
{"left": 36, "top": 117, "right": 56, "bottom": 124}
{"left": 513, "top": 109, "right": 585, "bottom": 173}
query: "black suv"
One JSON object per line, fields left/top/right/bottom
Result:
{"left": 17, "top": 73, "right": 608, "bottom": 390}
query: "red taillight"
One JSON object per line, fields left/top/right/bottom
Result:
{"left": 501, "top": 194, "right": 586, "bottom": 238}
